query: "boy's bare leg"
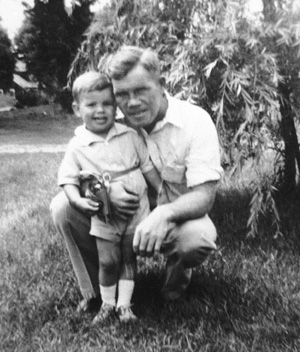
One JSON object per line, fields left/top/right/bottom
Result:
{"left": 117, "top": 234, "right": 138, "bottom": 322}
{"left": 92, "top": 238, "right": 120, "bottom": 324}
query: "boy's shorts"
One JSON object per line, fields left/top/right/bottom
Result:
{"left": 90, "top": 193, "right": 150, "bottom": 242}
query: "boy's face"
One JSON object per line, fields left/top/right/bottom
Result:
{"left": 73, "top": 88, "right": 116, "bottom": 136}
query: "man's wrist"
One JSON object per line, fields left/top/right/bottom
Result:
{"left": 156, "top": 204, "right": 175, "bottom": 222}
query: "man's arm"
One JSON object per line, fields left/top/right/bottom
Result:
{"left": 109, "top": 167, "right": 162, "bottom": 220}
{"left": 109, "top": 182, "right": 140, "bottom": 220}
{"left": 133, "top": 180, "right": 218, "bottom": 257}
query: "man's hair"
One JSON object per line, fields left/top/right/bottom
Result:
{"left": 108, "top": 46, "right": 161, "bottom": 81}
{"left": 72, "top": 71, "right": 113, "bottom": 103}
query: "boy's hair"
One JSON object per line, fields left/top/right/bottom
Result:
{"left": 108, "top": 46, "right": 161, "bottom": 81}
{"left": 72, "top": 71, "right": 113, "bottom": 103}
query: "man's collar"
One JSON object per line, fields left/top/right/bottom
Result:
{"left": 148, "top": 92, "right": 183, "bottom": 133}
{"left": 162, "top": 92, "right": 183, "bottom": 128}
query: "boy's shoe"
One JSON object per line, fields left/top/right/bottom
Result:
{"left": 91, "top": 303, "right": 115, "bottom": 325}
{"left": 76, "top": 297, "right": 101, "bottom": 314}
{"left": 117, "top": 305, "right": 138, "bottom": 323}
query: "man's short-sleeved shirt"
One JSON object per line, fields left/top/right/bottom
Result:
{"left": 139, "top": 95, "right": 223, "bottom": 202}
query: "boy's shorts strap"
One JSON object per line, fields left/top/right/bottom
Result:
{"left": 109, "top": 164, "right": 140, "bottom": 180}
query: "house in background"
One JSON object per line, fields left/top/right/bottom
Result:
{"left": 13, "top": 73, "right": 38, "bottom": 92}
{"left": 11, "top": 55, "right": 41, "bottom": 107}
{"left": 14, "top": 57, "right": 26, "bottom": 75}
{"left": 13, "top": 71, "right": 39, "bottom": 106}
{"left": 0, "top": 55, "right": 41, "bottom": 111}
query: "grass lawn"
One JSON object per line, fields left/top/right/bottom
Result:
{"left": 0, "top": 108, "right": 81, "bottom": 146}
{"left": 1, "top": 113, "right": 300, "bottom": 351}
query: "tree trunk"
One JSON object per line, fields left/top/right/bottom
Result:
{"left": 279, "top": 85, "right": 300, "bottom": 192}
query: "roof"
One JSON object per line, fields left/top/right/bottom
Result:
{"left": 13, "top": 74, "right": 38, "bottom": 89}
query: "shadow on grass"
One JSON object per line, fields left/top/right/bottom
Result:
{"left": 2, "top": 246, "right": 299, "bottom": 351}
{"left": 211, "top": 183, "right": 300, "bottom": 254}
{"left": 129, "top": 264, "right": 300, "bottom": 349}
{"left": 132, "top": 268, "right": 261, "bottom": 327}
{"left": 25, "top": 180, "right": 300, "bottom": 350}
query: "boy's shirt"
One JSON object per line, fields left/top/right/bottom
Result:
{"left": 58, "top": 122, "right": 154, "bottom": 196}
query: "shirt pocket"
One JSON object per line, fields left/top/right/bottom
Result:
{"left": 162, "top": 164, "right": 186, "bottom": 184}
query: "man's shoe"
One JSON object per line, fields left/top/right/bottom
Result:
{"left": 162, "top": 268, "right": 192, "bottom": 301}
{"left": 162, "top": 290, "right": 186, "bottom": 301}
{"left": 92, "top": 303, "right": 115, "bottom": 325}
{"left": 76, "top": 297, "right": 101, "bottom": 314}
{"left": 117, "top": 305, "right": 138, "bottom": 323}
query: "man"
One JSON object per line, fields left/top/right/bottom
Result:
{"left": 50, "top": 45, "right": 223, "bottom": 312}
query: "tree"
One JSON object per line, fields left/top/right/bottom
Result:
{"left": 262, "top": 0, "right": 300, "bottom": 192}
{"left": 14, "top": 0, "right": 95, "bottom": 103}
{"left": 69, "top": 0, "right": 300, "bottom": 237}
{"left": 0, "top": 24, "right": 15, "bottom": 91}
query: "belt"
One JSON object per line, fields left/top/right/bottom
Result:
{"left": 79, "top": 164, "right": 140, "bottom": 184}
{"left": 106, "top": 164, "right": 140, "bottom": 180}
{"left": 101, "top": 164, "right": 140, "bottom": 187}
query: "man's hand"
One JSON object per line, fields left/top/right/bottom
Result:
{"left": 109, "top": 182, "right": 140, "bottom": 220}
{"left": 133, "top": 205, "right": 174, "bottom": 257}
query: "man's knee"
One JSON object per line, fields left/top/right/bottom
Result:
{"left": 50, "top": 192, "right": 68, "bottom": 226}
{"left": 166, "top": 215, "right": 217, "bottom": 265}
{"left": 50, "top": 192, "right": 90, "bottom": 230}
{"left": 180, "top": 215, "right": 216, "bottom": 248}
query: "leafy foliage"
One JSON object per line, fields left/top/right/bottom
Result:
{"left": 14, "top": 0, "right": 95, "bottom": 105}
{"left": 0, "top": 24, "right": 15, "bottom": 91}
{"left": 68, "top": 0, "right": 300, "bottom": 237}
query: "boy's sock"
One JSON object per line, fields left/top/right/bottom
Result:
{"left": 117, "top": 279, "right": 135, "bottom": 308}
{"left": 100, "top": 284, "right": 117, "bottom": 307}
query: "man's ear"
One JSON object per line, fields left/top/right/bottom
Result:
{"left": 72, "top": 102, "right": 81, "bottom": 117}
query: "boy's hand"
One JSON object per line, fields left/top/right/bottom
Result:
{"left": 73, "top": 197, "right": 100, "bottom": 216}
{"left": 109, "top": 182, "right": 139, "bottom": 220}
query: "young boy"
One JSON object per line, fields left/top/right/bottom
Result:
{"left": 58, "top": 71, "right": 162, "bottom": 324}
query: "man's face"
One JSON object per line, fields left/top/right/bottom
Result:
{"left": 112, "top": 65, "right": 165, "bottom": 130}
{"left": 73, "top": 89, "right": 116, "bottom": 136}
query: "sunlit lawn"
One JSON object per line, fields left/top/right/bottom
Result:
{"left": 1, "top": 115, "right": 300, "bottom": 351}
{"left": 0, "top": 109, "right": 80, "bottom": 146}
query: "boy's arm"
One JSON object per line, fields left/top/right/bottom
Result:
{"left": 58, "top": 142, "right": 98, "bottom": 215}
{"left": 63, "top": 184, "right": 100, "bottom": 216}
